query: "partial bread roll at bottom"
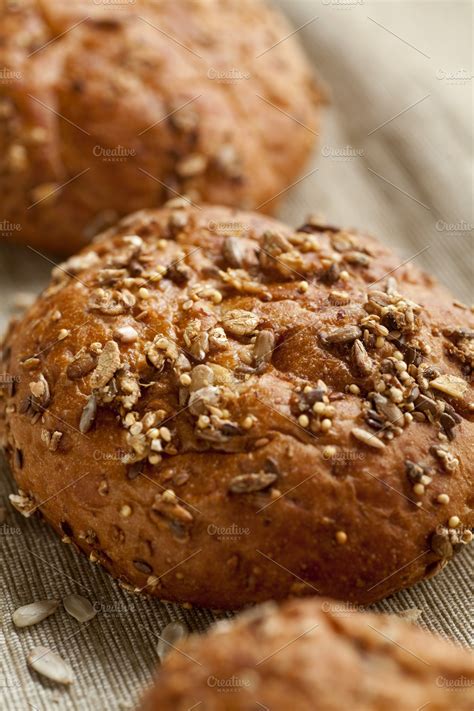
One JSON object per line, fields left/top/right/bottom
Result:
{"left": 139, "top": 597, "right": 474, "bottom": 711}
{"left": 0, "top": 203, "right": 473, "bottom": 609}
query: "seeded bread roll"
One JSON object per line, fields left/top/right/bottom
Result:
{"left": 0, "top": 0, "right": 321, "bottom": 255}
{"left": 0, "top": 203, "right": 473, "bottom": 608}
{"left": 139, "top": 598, "right": 474, "bottom": 711}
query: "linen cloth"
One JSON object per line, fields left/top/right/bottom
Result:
{"left": 0, "top": 1, "right": 472, "bottom": 708}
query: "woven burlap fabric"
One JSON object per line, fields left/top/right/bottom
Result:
{"left": 0, "top": 1, "right": 472, "bottom": 709}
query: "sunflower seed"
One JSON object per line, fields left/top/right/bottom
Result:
{"left": 303, "top": 387, "right": 326, "bottom": 406}
{"left": 31, "top": 183, "right": 58, "bottom": 205}
{"left": 152, "top": 492, "right": 193, "bottom": 526}
{"left": 27, "top": 646, "right": 74, "bottom": 685}
{"left": 373, "top": 394, "right": 403, "bottom": 424}
{"left": 253, "top": 330, "right": 275, "bottom": 365}
{"left": 127, "top": 461, "right": 144, "bottom": 480}
{"left": 395, "top": 608, "right": 422, "bottom": 624}
{"left": 344, "top": 250, "right": 371, "bottom": 266}
{"left": 166, "top": 262, "right": 192, "bottom": 285}
{"left": 405, "top": 346, "right": 422, "bottom": 366}
{"left": 386, "top": 276, "right": 398, "bottom": 295}
{"left": 325, "top": 263, "right": 343, "bottom": 286}
{"left": 351, "top": 427, "right": 386, "bottom": 449}
{"left": 430, "top": 532, "right": 453, "bottom": 559}
{"left": 228, "top": 471, "right": 277, "bottom": 494}
{"left": 29, "top": 374, "right": 50, "bottom": 409}
{"left": 19, "top": 396, "right": 32, "bottom": 414}
{"left": 222, "top": 236, "right": 244, "bottom": 268}
{"left": 63, "top": 594, "right": 96, "bottom": 623}
{"left": 406, "top": 386, "right": 420, "bottom": 404}
{"left": 79, "top": 394, "right": 97, "bottom": 434}
{"left": 133, "top": 559, "right": 153, "bottom": 574}
{"left": 169, "top": 107, "right": 198, "bottom": 133}
{"left": 261, "top": 230, "right": 292, "bottom": 256}
{"left": 13, "top": 600, "right": 59, "bottom": 628}
{"left": 351, "top": 339, "right": 372, "bottom": 375}
{"left": 424, "top": 366, "right": 440, "bottom": 381}
{"left": 443, "top": 327, "right": 474, "bottom": 340}
{"left": 189, "top": 332, "right": 209, "bottom": 361}
{"left": 331, "top": 233, "right": 352, "bottom": 252}
{"left": 157, "top": 622, "right": 187, "bottom": 663}
{"left": 14, "top": 448, "right": 23, "bottom": 468}
{"left": 440, "top": 412, "right": 456, "bottom": 439}
{"left": 176, "top": 153, "right": 207, "bottom": 178}
{"left": 188, "top": 385, "right": 220, "bottom": 415}
{"left": 9, "top": 491, "right": 35, "bottom": 517}
{"left": 215, "top": 143, "right": 241, "bottom": 177}
{"left": 323, "top": 325, "right": 362, "bottom": 345}
{"left": 405, "top": 460, "right": 425, "bottom": 484}
{"left": 66, "top": 353, "right": 97, "bottom": 380}
{"left": 298, "top": 220, "right": 340, "bottom": 234}
{"left": 97, "top": 268, "right": 127, "bottom": 286}
{"left": 415, "top": 394, "right": 439, "bottom": 417}
{"left": 49, "top": 431, "right": 63, "bottom": 452}
{"left": 367, "top": 418, "right": 384, "bottom": 430}
{"left": 114, "top": 326, "right": 138, "bottom": 344}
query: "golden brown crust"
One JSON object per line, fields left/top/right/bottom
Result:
{"left": 0, "top": 203, "right": 473, "bottom": 608}
{"left": 0, "top": 0, "right": 321, "bottom": 255}
{"left": 139, "top": 598, "right": 474, "bottom": 711}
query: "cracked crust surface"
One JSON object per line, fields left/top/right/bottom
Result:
{"left": 0, "top": 0, "right": 321, "bottom": 254}
{"left": 139, "top": 598, "right": 474, "bottom": 711}
{"left": 0, "top": 203, "right": 473, "bottom": 608}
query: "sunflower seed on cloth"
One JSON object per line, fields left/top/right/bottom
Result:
{"left": 27, "top": 646, "right": 74, "bottom": 685}
{"left": 63, "top": 594, "right": 97, "bottom": 623}
{"left": 157, "top": 622, "right": 187, "bottom": 662}
{"left": 12, "top": 600, "right": 59, "bottom": 628}
{"left": 395, "top": 608, "right": 423, "bottom": 624}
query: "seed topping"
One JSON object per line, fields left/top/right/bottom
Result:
{"left": 228, "top": 471, "right": 278, "bottom": 494}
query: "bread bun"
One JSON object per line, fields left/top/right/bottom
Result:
{"left": 0, "top": 204, "right": 472, "bottom": 608}
{"left": 0, "top": 0, "right": 321, "bottom": 255}
{"left": 139, "top": 597, "right": 474, "bottom": 711}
